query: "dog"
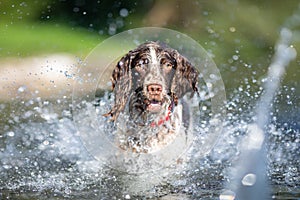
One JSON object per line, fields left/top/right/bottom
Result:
{"left": 104, "top": 41, "right": 199, "bottom": 153}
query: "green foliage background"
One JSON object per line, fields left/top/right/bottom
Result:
{"left": 0, "top": 0, "right": 299, "bottom": 106}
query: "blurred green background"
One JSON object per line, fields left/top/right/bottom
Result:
{"left": 0, "top": 0, "right": 299, "bottom": 110}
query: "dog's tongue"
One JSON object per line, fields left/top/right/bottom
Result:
{"left": 147, "top": 103, "right": 162, "bottom": 112}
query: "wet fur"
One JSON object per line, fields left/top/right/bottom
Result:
{"left": 104, "top": 41, "right": 198, "bottom": 152}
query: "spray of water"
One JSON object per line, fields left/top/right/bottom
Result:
{"left": 222, "top": 9, "right": 298, "bottom": 200}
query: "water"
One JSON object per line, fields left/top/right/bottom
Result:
{"left": 0, "top": 97, "right": 298, "bottom": 199}
{"left": 0, "top": 24, "right": 299, "bottom": 200}
{"left": 223, "top": 27, "right": 297, "bottom": 200}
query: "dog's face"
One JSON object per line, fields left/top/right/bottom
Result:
{"left": 129, "top": 43, "right": 177, "bottom": 121}
{"left": 104, "top": 41, "right": 198, "bottom": 123}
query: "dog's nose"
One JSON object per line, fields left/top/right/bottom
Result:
{"left": 147, "top": 84, "right": 162, "bottom": 95}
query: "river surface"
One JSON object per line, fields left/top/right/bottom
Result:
{"left": 0, "top": 85, "right": 299, "bottom": 199}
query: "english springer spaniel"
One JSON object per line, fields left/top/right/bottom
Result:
{"left": 104, "top": 41, "right": 198, "bottom": 153}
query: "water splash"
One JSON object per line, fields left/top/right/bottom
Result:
{"left": 224, "top": 8, "right": 298, "bottom": 200}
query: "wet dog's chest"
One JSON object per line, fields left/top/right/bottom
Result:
{"left": 116, "top": 104, "right": 183, "bottom": 153}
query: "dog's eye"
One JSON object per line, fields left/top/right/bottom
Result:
{"left": 162, "top": 62, "right": 173, "bottom": 73}
{"left": 135, "top": 59, "right": 148, "bottom": 73}
{"left": 135, "top": 64, "right": 145, "bottom": 71}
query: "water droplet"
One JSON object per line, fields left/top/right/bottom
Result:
{"left": 108, "top": 23, "right": 117, "bottom": 35}
{"left": 18, "top": 85, "right": 27, "bottom": 93}
{"left": 120, "top": 8, "right": 129, "bottom": 17}
{"left": 229, "top": 27, "right": 236, "bottom": 32}
{"left": 3, "top": 165, "right": 11, "bottom": 169}
{"left": 98, "top": 30, "right": 104, "bottom": 35}
{"left": 64, "top": 71, "right": 73, "bottom": 78}
{"left": 232, "top": 55, "right": 239, "bottom": 61}
{"left": 65, "top": 188, "right": 71, "bottom": 195}
{"left": 7, "top": 131, "right": 15, "bottom": 137}
{"left": 73, "top": 7, "right": 79, "bottom": 13}
{"left": 125, "top": 194, "right": 131, "bottom": 199}
{"left": 241, "top": 173, "right": 257, "bottom": 186}
{"left": 219, "top": 190, "right": 235, "bottom": 200}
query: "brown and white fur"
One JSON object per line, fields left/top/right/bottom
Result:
{"left": 104, "top": 41, "right": 198, "bottom": 153}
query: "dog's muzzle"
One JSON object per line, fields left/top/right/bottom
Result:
{"left": 143, "top": 64, "right": 167, "bottom": 112}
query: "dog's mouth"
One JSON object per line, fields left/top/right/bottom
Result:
{"left": 143, "top": 98, "right": 163, "bottom": 113}
{"left": 144, "top": 83, "right": 165, "bottom": 112}
{"left": 146, "top": 99, "right": 163, "bottom": 112}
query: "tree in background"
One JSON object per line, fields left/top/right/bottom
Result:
{"left": 39, "top": 0, "right": 153, "bottom": 34}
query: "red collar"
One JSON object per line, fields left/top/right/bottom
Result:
{"left": 150, "top": 106, "right": 172, "bottom": 127}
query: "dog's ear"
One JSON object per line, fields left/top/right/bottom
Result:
{"left": 171, "top": 50, "right": 199, "bottom": 99}
{"left": 104, "top": 51, "right": 136, "bottom": 121}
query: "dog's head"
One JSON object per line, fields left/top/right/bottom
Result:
{"left": 104, "top": 41, "right": 199, "bottom": 122}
